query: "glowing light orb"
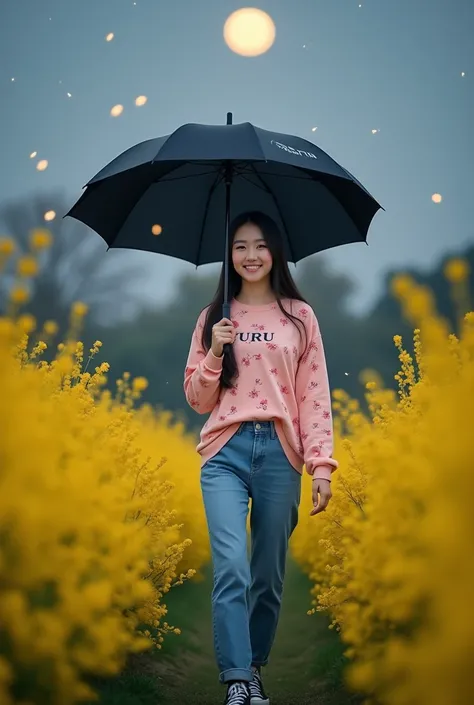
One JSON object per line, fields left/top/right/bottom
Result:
{"left": 432, "top": 193, "right": 443, "bottom": 204}
{"left": 110, "top": 104, "right": 124, "bottom": 117}
{"left": 36, "top": 160, "right": 48, "bottom": 171}
{"left": 106, "top": 32, "right": 114, "bottom": 41}
{"left": 152, "top": 224, "right": 162, "bottom": 236}
{"left": 135, "top": 95, "right": 147, "bottom": 106}
{"left": 44, "top": 210, "right": 56, "bottom": 222}
{"left": 30, "top": 151, "right": 37, "bottom": 158}
{"left": 224, "top": 8, "right": 276, "bottom": 57}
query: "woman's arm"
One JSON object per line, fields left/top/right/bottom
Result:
{"left": 295, "top": 308, "right": 338, "bottom": 481}
{"left": 183, "top": 310, "right": 223, "bottom": 414}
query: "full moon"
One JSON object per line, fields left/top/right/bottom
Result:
{"left": 224, "top": 8, "right": 276, "bottom": 57}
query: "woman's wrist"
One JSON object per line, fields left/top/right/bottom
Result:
{"left": 203, "top": 348, "right": 224, "bottom": 371}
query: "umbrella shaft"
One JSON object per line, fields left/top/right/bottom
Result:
{"left": 223, "top": 163, "right": 233, "bottom": 320}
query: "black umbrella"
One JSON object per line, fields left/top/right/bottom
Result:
{"left": 65, "top": 112, "right": 383, "bottom": 321}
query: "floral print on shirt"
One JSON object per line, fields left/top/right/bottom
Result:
{"left": 183, "top": 299, "right": 338, "bottom": 478}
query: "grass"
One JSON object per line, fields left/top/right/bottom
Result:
{"left": 87, "top": 556, "right": 365, "bottom": 705}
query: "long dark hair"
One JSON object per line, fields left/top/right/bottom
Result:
{"left": 201, "top": 210, "right": 311, "bottom": 389}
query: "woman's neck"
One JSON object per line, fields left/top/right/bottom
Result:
{"left": 235, "top": 287, "right": 276, "bottom": 306}
{"left": 235, "top": 293, "right": 276, "bottom": 306}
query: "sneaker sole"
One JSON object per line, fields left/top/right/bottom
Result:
{"left": 251, "top": 699, "right": 270, "bottom": 705}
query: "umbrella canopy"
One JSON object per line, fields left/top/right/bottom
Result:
{"left": 65, "top": 114, "right": 383, "bottom": 268}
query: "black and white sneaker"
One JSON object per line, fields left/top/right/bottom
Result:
{"left": 249, "top": 667, "right": 270, "bottom": 705}
{"left": 223, "top": 681, "right": 251, "bottom": 705}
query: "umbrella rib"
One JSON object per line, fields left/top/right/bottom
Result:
{"left": 191, "top": 162, "right": 273, "bottom": 268}
{"left": 156, "top": 168, "right": 218, "bottom": 183}
{"left": 153, "top": 163, "right": 316, "bottom": 184}
{"left": 106, "top": 161, "right": 188, "bottom": 248}
{"left": 248, "top": 165, "right": 298, "bottom": 264}
{"left": 252, "top": 165, "right": 373, "bottom": 241}
{"left": 243, "top": 166, "right": 367, "bottom": 246}
{"left": 237, "top": 173, "right": 271, "bottom": 194}
{"left": 155, "top": 161, "right": 251, "bottom": 183}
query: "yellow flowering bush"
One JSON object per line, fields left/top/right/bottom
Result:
{"left": 0, "top": 237, "right": 16, "bottom": 257}
{"left": 29, "top": 228, "right": 53, "bottom": 251}
{"left": 444, "top": 257, "right": 471, "bottom": 331}
{"left": 291, "top": 259, "right": 474, "bottom": 705}
{"left": 17, "top": 255, "right": 39, "bottom": 278}
{"left": 0, "top": 231, "right": 210, "bottom": 704}
{"left": 444, "top": 257, "right": 470, "bottom": 283}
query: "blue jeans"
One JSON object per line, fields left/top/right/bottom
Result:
{"left": 200, "top": 420, "right": 302, "bottom": 684}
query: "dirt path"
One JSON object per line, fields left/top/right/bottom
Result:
{"left": 97, "top": 556, "right": 364, "bottom": 705}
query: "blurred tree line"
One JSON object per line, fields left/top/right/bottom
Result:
{"left": 1, "top": 192, "right": 473, "bottom": 437}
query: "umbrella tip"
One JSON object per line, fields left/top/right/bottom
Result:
{"left": 226, "top": 112, "right": 233, "bottom": 125}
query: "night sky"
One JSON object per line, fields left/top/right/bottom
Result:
{"left": 1, "top": 0, "right": 472, "bottom": 315}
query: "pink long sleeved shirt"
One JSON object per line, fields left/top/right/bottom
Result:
{"left": 183, "top": 297, "right": 338, "bottom": 481}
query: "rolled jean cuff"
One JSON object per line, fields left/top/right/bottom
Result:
{"left": 219, "top": 667, "right": 253, "bottom": 684}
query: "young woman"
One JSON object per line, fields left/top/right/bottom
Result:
{"left": 184, "top": 210, "right": 338, "bottom": 705}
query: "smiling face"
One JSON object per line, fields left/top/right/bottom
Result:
{"left": 231, "top": 222, "right": 273, "bottom": 284}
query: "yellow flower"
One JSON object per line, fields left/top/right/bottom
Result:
{"left": 17, "top": 255, "right": 39, "bottom": 278}
{"left": 404, "top": 287, "right": 435, "bottom": 321}
{"left": 0, "top": 317, "right": 15, "bottom": 337}
{"left": 55, "top": 354, "right": 74, "bottom": 375}
{"left": 30, "top": 340, "right": 47, "bottom": 359}
{"left": 132, "top": 376, "right": 148, "bottom": 392}
{"left": 358, "top": 368, "right": 383, "bottom": 387}
{"left": 89, "top": 340, "right": 103, "bottom": 355}
{"left": 71, "top": 301, "right": 89, "bottom": 317}
{"left": 10, "top": 285, "right": 30, "bottom": 305}
{"left": 17, "top": 314, "right": 37, "bottom": 334}
{"left": 29, "top": 228, "right": 53, "bottom": 250}
{"left": 0, "top": 237, "right": 15, "bottom": 255}
{"left": 43, "top": 320, "right": 59, "bottom": 336}
{"left": 444, "top": 257, "right": 470, "bottom": 284}
{"left": 390, "top": 274, "right": 415, "bottom": 299}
